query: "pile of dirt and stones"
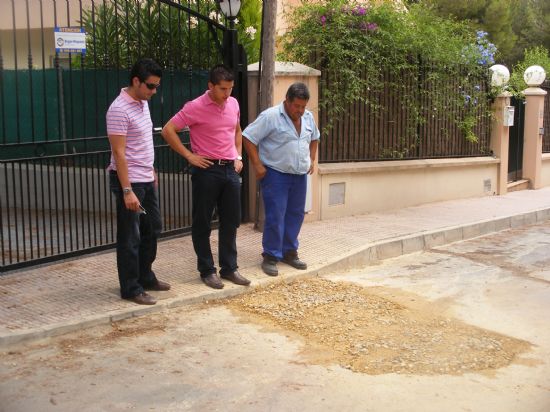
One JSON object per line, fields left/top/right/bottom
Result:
{"left": 224, "top": 277, "right": 531, "bottom": 375}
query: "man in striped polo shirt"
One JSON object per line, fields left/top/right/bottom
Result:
{"left": 161, "top": 64, "right": 250, "bottom": 289}
{"left": 107, "top": 58, "right": 171, "bottom": 305}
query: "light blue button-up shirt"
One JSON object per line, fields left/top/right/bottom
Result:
{"left": 243, "top": 102, "right": 320, "bottom": 175}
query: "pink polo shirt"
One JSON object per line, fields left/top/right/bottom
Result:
{"left": 170, "top": 91, "right": 240, "bottom": 160}
{"left": 106, "top": 88, "right": 155, "bottom": 182}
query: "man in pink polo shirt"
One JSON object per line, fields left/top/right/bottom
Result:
{"left": 161, "top": 64, "right": 250, "bottom": 289}
{"left": 107, "top": 58, "right": 171, "bottom": 305}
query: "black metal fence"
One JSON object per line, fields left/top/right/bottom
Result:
{"left": 0, "top": 0, "right": 247, "bottom": 271}
{"left": 0, "top": 135, "right": 192, "bottom": 268}
{"left": 318, "top": 64, "right": 492, "bottom": 163}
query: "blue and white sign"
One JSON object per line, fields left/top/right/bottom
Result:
{"left": 54, "top": 27, "right": 86, "bottom": 54}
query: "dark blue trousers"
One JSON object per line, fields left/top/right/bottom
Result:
{"left": 110, "top": 173, "right": 162, "bottom": 299}
{"left": 191, "top": 164, "right": 241, "bottom": 277}
{"left": 260, "top": 167, "right": 307, "bottom": 260}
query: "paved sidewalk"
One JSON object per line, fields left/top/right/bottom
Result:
{"left": 2, "top": 187, "right": 550, "bottom": 347}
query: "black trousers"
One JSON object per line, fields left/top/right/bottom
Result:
{"left": 110, "top": 172, "right": 162, "bottom": 298}
{"left": 191, "top": 164, "right": 241, "bottom": 277}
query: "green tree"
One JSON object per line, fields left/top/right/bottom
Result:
{"left": 423, "top": 0, "right": 550, "bottom": 65}
{"left": 508, "top": 0, "right": 539, "bottom": 63}
{"left": 424, "top": 0, "right": 516, "bottom": 63}
{"left": 423, "top": 0, "right": 486, "bottom": 21}
{"left": 483, "top": 0, "right": 516, "bottom": 60}
{"left": 531, "top": 0, "right": 550, "bottom": 51}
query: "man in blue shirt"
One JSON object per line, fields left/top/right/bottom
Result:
{"left": 243, "top": 83, "right": 320, "bottom": 276}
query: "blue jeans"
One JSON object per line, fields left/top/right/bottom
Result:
{"left": 191, "top": 164, "right": 241, "bottom": 277}
{"left": 260, "top": 167, "right": 307, "bottom": 260}
{"left": 110, "top": 172, "right": 162, "bottom": 298}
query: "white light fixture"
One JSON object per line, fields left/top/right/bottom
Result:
{"left": 523, "top": 65, "right": 546, "bottom": 87}
{"left": 218, "top": 0, "right": 241, "bottom": 19}
{"left": 489, "top": 64, "right": 510, "bottom": 87}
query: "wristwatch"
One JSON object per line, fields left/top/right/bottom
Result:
{"left": 236, "top": 155, "right": 243, "bottom": 161}
{"left": 123, "top": 187, "right": 133, "bottom": 195}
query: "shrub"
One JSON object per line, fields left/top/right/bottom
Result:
{"left": 281, "top": 0, "right": 495, "bottom": 144}
{"left": 75, "top": 0, "right": 261, "bottom": 68}
{"left": 509, "top": 46, "right": 550, "bottom": 98}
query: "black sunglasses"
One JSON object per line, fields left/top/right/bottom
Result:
{"left": 143, "top": 81, "right": 160, "bottom": 90}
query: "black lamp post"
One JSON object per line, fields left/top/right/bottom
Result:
{"left": 217, "top": 0, "right": 241, "bottom": 74}
{"left": 218, "top": 0, "right": 241, "bottom": 27}
{"left": 217, "top": 0, "right": 241, "bottom": 71}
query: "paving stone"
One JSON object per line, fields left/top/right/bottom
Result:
{"left": 2, "top": 187, "right": 550, "bottom": 346}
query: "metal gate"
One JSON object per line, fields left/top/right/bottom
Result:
{"left": 0, "top": 0, "right": 248, "bottom": 272}
{"left": 508, "top": 96, "right": 525, "bottom": 182}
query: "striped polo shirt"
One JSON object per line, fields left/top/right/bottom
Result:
{"left": 106, "top": 88, "right": 155, "bottom": 183}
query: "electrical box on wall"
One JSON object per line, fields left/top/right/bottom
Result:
{"left": 503, "top": 106, "right": 515, "bottom": 127}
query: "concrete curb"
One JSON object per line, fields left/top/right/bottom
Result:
{"left": 315, "top": 208, "right": 550, "bottom": 275}
{"left": 2, "top": 207, "right": 550, "bottom": 348}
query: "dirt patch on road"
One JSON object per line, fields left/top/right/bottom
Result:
{"left": 225, "top": 277, "right": 532, "bottom": 376}
{"left": 0, "top": 314, "right": 171, "bottom": 383}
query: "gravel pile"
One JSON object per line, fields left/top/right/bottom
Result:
{"left": 225, "top": 278, "right": 531, "bottom": 375}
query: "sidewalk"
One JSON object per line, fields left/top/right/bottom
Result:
{"left": 2, "top": 187, "right": 550, "bottom": 347}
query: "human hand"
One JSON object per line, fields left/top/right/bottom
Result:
{"left": 234, "top": 159, "right": 243, "bottom": 173}
{"left": 308, "top": 163, "right": 315, "bottom": 175}
{"left": 255, "top": 163, "right": 267, "bottom": 180}
{"left": 187, "top": 153, "right": 213, "bottom": 169}
{"left": 124, "top": 191, "right": 141, "bottom": 212}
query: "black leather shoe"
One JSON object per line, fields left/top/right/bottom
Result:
{"left": 143, "top": 280, "right": 171, "bottom": 291}
{"left": 261, "top": 256, "right": 279, "bottom": 276}
{"left": 201, "top": 273, "right": 224, "bottom": 289}
{"left": 126, "top": 292, "right": 157, "bottom": 305}
{"left": 220, "top": 270, "right": 251, "bottom": 286}
{"left": 282, "top": 251, "right": 307, "bottom": 270}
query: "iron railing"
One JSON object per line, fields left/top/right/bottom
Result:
{"left": 0, "top": 0, "right": 248, "bottom": 271}
{"left": 0, "top": 134, "right": 194, "bottom": 270}
{"left": 317, "top": 64, "right": 492, "bottom": 163}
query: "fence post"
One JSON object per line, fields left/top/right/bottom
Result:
{"left": 490, "top": 92, "right": 512, "bottom": 195}
{"left": 522, "top": 87, "right": 547, "bottom": 189}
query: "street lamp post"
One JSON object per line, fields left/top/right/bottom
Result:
{"left": 218, "top": 0, "right": 241, "bottom": 23}
{"left": 217, "top": 0, "right": 241, "bottom": 71}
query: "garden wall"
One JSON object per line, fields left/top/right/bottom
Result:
{"left": 316, "top": 157, "right": 499, "bottom": 220}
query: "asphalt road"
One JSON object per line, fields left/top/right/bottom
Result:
{"left": 1, "top": 221, "right": 550, "bottom": 412}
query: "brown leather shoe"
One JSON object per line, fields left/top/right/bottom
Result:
{"left": 126, "top": 292, "right": 157, "bottom": 305}
{"left": 201, "top": 273, "right": 224, "bottom": 289}
{"left": 220, "top": 270, "right": 251, "bottom": 286}
{"left": 144, "top": 280, "right": 171, "bottom": 291}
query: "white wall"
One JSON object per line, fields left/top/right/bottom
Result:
{"left": 318, "top": 157, "right": 499, "bottom": 220}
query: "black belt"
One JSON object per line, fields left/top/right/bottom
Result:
{"left": 205, "top": 158, "right": 234, "bottom": 165}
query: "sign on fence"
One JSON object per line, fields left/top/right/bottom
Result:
{"left": 54, "top": 27, "right": 86, "bottom": 54}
